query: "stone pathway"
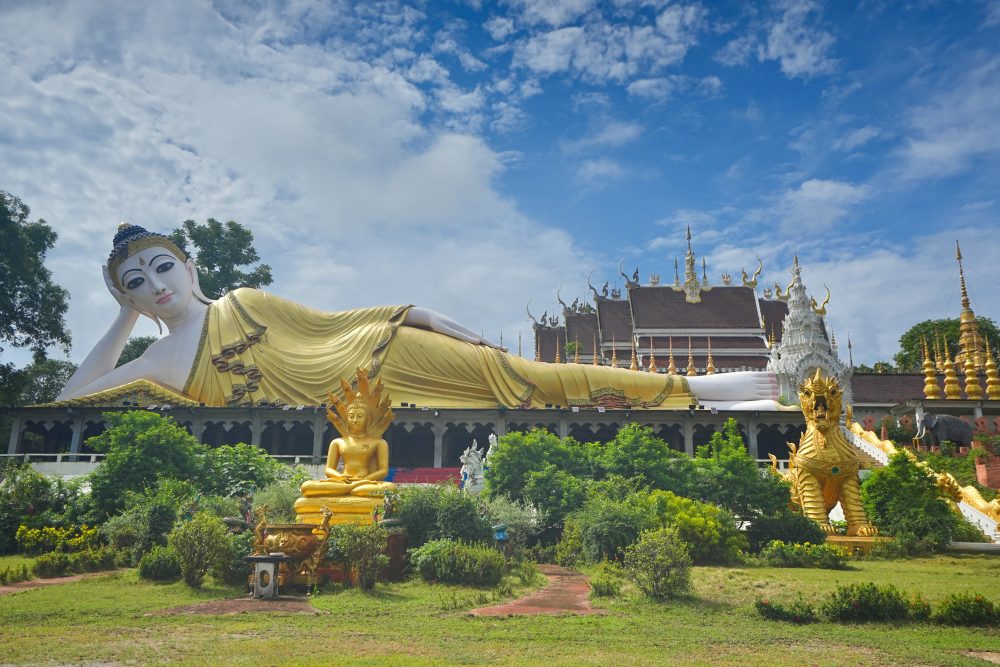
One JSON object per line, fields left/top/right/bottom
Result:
{"left": 470, "top": 564, "right": 600, "bottom": 617}
{"left": 0, "top": 570, "right": 125, "bottom": 596}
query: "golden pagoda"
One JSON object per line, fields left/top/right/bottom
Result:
{"left": 985, "top": 338, "right": 1000, "bottom": 400}
{"left": 706, "top": 337, "right": 716, "bottom": 375}
{"left": 629, "top": 339, "right": 639, "bottom": 371}
{"left": 922, "top": 337, "right": 942, "bottom": 400}
{"left": 647, "top": 336, "right": 658, "bottom": 373}
{"left": 686, "top": 336, "right": 697, "bottom": 377}
{"left": 667, "top": 336, "right": 677, "bottom": 374}
{"left": 942, "top": 338, "right": 962, "bottom": 400}
{"left": 610, "top": 336, "right": 619, "bottom": 368}
{"left": 955, "top": 241, "right": 986, "bottom": 370}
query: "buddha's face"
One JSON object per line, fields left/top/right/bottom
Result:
{"left": 346, "top": 406, "right": 370, "bottom": 435}
{"left": 117, "top": 246, "right": 194, "bottom": 319}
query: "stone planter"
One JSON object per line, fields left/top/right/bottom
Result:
{"left": 975, "top": 454, "right": 1000, "bottom": 490}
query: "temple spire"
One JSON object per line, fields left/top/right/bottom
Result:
{"left": 706, "top": 337, "right": 716, "bottom": 375}
{"left": 955, "top": 241, "right": 984, "bottom": 370}
{"left": 592, "top": 336, "right": 599, "bottom": 366}
{"left": 647, "top": 336, "right": 658, "bottom": 373}
{"left": 611, "top": 335, "right": 619, "bottom": 368}
{"left": 573, "top": 336, "right": 580, "bottom": 364}
{"left": 686, "top": 336, "right": 697, "bottom": 377}
{"left": 554, "top": 332, "right": 561, "bottom": 364}
{"left": 985, "top": 337, "right": 1000, "bottom": 400}
{"left": 629, "top": 338, "right": 639, "bottom": 371}
{"left": 667, "top": 336, "right": 677, "bottom": 374}
{"left": 942, "top": 336, "right": 961, "bottom": 399}
{"left": 922, "top": 337, "right": 942, "bottom": 400}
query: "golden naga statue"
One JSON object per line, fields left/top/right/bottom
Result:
{"left": 780, "top": 369, "right": 878, "bottom": 537}
{"left": 294, "top": 368, "right": 397, "bottom": 526}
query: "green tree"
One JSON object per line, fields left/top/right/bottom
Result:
{"left": 692, "top": 418, "right": 790, "bottom": 522}
{"left": 893, "top": 317, "right": 1000, "bottom": 372}
{"left": 116, "top": 336, "right": 157, "bottom": 367}
{"left": 87, "top": 411, "right": 206, "bottom": 519}
{"left": 601, "top": 423, "right": 695, "bottom": 493}
{"left": 168, "top": 218, "right": 272, "bottom": 298}
{"left": 0, "top": 191, "right": 71, "bottom": 358}
{"left": 484, "top": 429, "right": 593, "bottom": 503}
{"left": 200, "top": 442, "right": 284, "bottom": 498}
{"left": 14, "top": 358, "right": 77, "bottom": 405}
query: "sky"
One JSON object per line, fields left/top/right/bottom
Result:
{"left": 2, "top": 0, "right": 999, "bottom": 370}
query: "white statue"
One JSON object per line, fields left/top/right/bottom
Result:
{"left": 459, "top": 440, "right": 486, "bottom": 495}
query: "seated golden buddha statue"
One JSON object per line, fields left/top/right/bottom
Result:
{"left": 294, "top": 369, "right": 396, "bottom": 526}
{"left": 57, "top": 223, "right": 791, "bottom": 413}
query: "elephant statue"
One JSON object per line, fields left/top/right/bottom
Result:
{"left": 914, "top": 413, "right": 974, "bottom": 447}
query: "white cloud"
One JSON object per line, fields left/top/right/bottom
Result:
{"left": 484, "top": 15, "right": 516, "bottom": 40}
{"left": 714, "top": 33, "right": 757, "bottom": 67}
{"left": 896, "top": 55, "right": 1000, "bottom": 181}
{"left": 510, "top": 0, "right": 596, "bottom": 28}
{"left": 562, "top": 121, "right": 643, "bottom": 152}
{"left": 577, "top": 158, "right": 626, "bottom": 184}
{"left": 777, "top": 179, "right": 870, "bottom": 232}
{"left": 760, "top": 0, "right": 837, "bottom": 79}
{"left": 627, "top": 74, "right": 721, "bottom": 100}
{"left": 832, "top": 125, "right": 880, "bottom": 152}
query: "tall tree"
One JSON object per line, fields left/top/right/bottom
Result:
{"left": 16, "top": 358, "right": 78, "bottom": 405}
{"left": 116, "top": 335, "right": 158, "bottom": 367}
{"left": 893, "top": 317, "right": 1000, "bottom": 372}
{"left": 0, "top": 191, "right": 71, "bottom": 358}
{"left": 168, "top": 218, "right": 272, "bottom": 298}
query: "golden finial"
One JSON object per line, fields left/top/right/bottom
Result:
{"left": 554, "top": 332, "right": 561, "bottom": 364}
{"left": 573, "top": 336, "right": 580, "bottom": 364}
{"left": 934, "top": 332, "right": 944, "bottom": 372}
{"left": 535, "top": 334, "right": 541, "bottom": 362}
{"left": 963, "top": 344, "right": 984, "bottom": 400}
{"left": 592, "top": 335, "right": 599, "bottom": 366}
{"left": 667, "top": 336, "right": 677, "bottom": 374}
{"left": 629, "top": 339, "right": 639, "bottom": 371}
{"left": 985, "top": 337, "right": 1000, "bottom": 400}
{"left": 647, "top": 336, "right": 658, "bottom": 373}
{"left": 942, "top": 337, "right": 962, "bottom": 400}
{"left": 957, "top": 240, "right": 970, "bottom": 310}
{"left": 686, "top": 336, "right": 697, "bottom": 377}
{"left": 706, "top": 337, "right": 716, "bottom": 375}
{"left": 702, "top": 257, "right": 708, "bottom": 284}
{"left": 611, "top": 335, "right": 619, "bottom": 368}
{"left": 922, "top": 337, "right": 942, "bottom": 400}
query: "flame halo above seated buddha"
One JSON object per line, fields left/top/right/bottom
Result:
{"left": 57, "top": 224, "right": 793, "bottom": 413}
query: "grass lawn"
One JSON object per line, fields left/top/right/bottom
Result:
{"left": 1, "top": 555, "right": 997, "bottom": 666}
{"left": 0, "top": 554, "right": 34, "bottom": 571}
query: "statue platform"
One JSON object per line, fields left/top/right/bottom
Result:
{"left": 294, "top": 495, "right": 387, "bottom": 526}
{"left": 826, "top": 535, "right": 892, "bottom": 555}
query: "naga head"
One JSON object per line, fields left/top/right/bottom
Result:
{"left": 798, "top": 368, "right": 843, "bottom": 433}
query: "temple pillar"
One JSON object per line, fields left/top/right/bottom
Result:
{"left": 433, "top": 422, "right": 445, "bottom": 468}
{"left": 682, "top": 417, "right": 694, "bottom": 456}
{"left": 496, "top": 414, "right": 506, "bottom": 438}
{"left": 69, "top": 415, "right": 85, "bottom": 455}
{"left": 973, "top": 403, "right": 983, "bottom": 419}
{"left": 747, "top": 416, "right": 759, "bottom": 459}
{"left": 559, "top": 416, "right": 568, "bottom": 438}
{"left": 312, "top": 414, "right": 325, "bottom": 464}
{"left": 251, "top": 412, "right": 263, "bottom": 447}
{"left": 7, "top": 415, "right": 22, "bottom": 454}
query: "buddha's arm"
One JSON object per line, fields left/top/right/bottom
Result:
{"left": 324, "top": 440, "right": 348, "bottom": 479}
{"left": 362, "top": 440, "right": 391, "bottom": 481}
{"left": 57, "top": 306, "right": 142, "bottom": 400}
{"left": 404, "top": 307, "right": 502, "bottom": 349}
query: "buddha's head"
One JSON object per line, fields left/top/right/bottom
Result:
{"left": 346, "top": 401, "right": 372, "bottom": 436}
{"left": 107, "top": 223, "right": 213, "bottom": 327}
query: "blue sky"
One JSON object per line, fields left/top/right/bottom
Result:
{"left": 2, "top": 0, "right": 999, "bottom": 369}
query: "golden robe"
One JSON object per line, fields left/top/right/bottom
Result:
{"left": 182, "top": 288, "right": 694, "bottom": 410}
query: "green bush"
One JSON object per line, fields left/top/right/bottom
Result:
{"left": 623, "top": 526, "right": 692, "bottom": 602}
{"left": 758, "top": 540, "right": 849, "bottom": 570}
{"left": 588, "top": 560, "right": 625, "bottom": 598}
{"left": 409, "top": 539, "right": 505, "bottom": 587}
{"left": 0, "top": 461, "right": 60, "bottom": 554}
{"left": 138, "top": 545, "right": 182, "bottom": 582}
{"left": 391, "top": 484, "right": 490, "bottom": 548}
{"left": 933, "top": 593, "right": 996, "bottom": 626}
{"left": 326, "top": 523, "right": 389, "bottom": 590}
{"left": 574, "top": 494, "right": 651, "bottom": 563}
{"left": 861, "top": 452, "right": 966, "bottom": 551}
{"left": 484, "top": 429, "right": 595, "bottom": 504}
{"left": 821, "top": 582, "right": 910, "bottom": 623}
{"left": 250, "top": 478, "right": 303, "bottom": 524}
{"left": 755, "top": 597, "right": 819, "bottom": 623}
{"left": 479, "top": 495, "right": 542, "bottom": 552}
{"left": 167, "top": 512, "right": 229, "bottom": 588}
{"left": 213, "top": 531, "right": 253, "bottom": 587}
{"left": 31, "top": 551, "right": 72, "bottom": 578}
{"left": 0, "top": 564, "right": 31, "bottom": 584}
{"left": 31, "top": 547, "right": 118, "bottom": 578}
{"left": 200, "top": 442, "right": 284, "bottom": 497}
{"left": 640, "top": 490, "right": 747, "bottom": 565}
{"left": 601, "top": 423, "right": 696, "bottom": 493}
{"left": 554, "top": 517, "right": 583, "bottom": 567}
{"left": 390, "top": 485, "right": 440, "bottom": 548}
{"left": 744, "top": 511, "right": 827, "bottom": 553}
{"left": 909, "top": 593, "right": 932, "bottom": 621}
{"left": 100, "top": 478, "right": 196, "bottom": 565}
{"left": 15, "top": 524, "right": 100, "bottom": 555}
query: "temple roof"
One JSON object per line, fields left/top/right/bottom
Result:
{"left": 597, "top": 299, "right": 633, "bottom": 342}
{"left": 535, "top": 326, "right": 565, "bottom": 363}
{"left": 759, "top": 299, "right": 790, "bottom": 341}
{"left": 565, "top": 312, "right": 599, "bottom": 351}
{"left": 630, "top": 285, "right": 762, "bottom": 330}
{"left": 850, "top": 374, "right": 926, "bottom": 404}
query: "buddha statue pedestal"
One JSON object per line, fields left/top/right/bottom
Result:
{"left": 294, "top": 493, "right": 393, "bottom": 526}
{"left": 293, "top": 368, "right": 398, "bottom": 528}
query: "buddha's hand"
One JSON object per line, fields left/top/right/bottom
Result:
{"left": 406, "top": 307, "right": 506, "bottom": 350}
{"left": 103, "top": 264, "right": 137, "bottom": 314}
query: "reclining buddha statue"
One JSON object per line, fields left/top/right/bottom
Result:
{"left": 57, "top": 224, "right": 791, "bottom": 412}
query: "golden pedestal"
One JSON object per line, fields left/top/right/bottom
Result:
{"left": 294, "top": 495, "right": 387, "bottom": 526}
{"left": 826, "top": 535, "right": 892, "bottom": 556}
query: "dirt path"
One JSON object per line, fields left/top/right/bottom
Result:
{"left": 470, "top": 564, "right": 600, "bottom": 617}
{"left": 0, "top": 570, "right": 125, "bottom": 596}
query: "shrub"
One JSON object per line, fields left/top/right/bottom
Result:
{"left": 100, "top": 478, "right": 196, "bottom": 565}
{"left": 250, "top": 478, "right": 302, "bottom": 524}
{"left": 623, "top": 526, "right": 692, "bottom": 602}
{"left": 574, "top": 494, "right": 652, "bottom": 563}
{"left": 15, "top": 525, "right": 100, "bottom": 555}
{"left": 588, "top": 560, "right": 625, "bottom": 598}
{"left": 601, "top": 423, "right": 696, "bottom": 493}
{"left": 168, "top": 512, "right": 229, "bottom": 588}
{"left": 138, "top": 545, "right": 182, "bottom": 582}
{"left": 484, "top": 429, "right": 594, "bottom": 504}
{"left": 934, "top": 593, "right": 996, "bottom": 626}
{"left": 480, "top": 495, "right": 542, "bottom": 552}
{"left": 0, "top": 564, "right": 31, "bottom": 584}
{"left": 200, "top": 442, "right": 284, "bottom": 497}
{"left": 213, "top": 531, "right": 254, "bottom": 587}
{"left": 31, "top": 547, "right": 118, "bottom": 578}
{"left": 744, "top": 510, "right": 827, "bottom": 553}
{"left": 909, "top": 593, "right": 932, "bottom": 621}
{"left": 390, "top": 485, "right": 441, "bottom": 548}
{"left": 0, "top": 461, "right": 57, "bottom": 554}
{"left": 758, "top": 541, "right": 849, "bottom": 570}
{"left": 326, "top": 523, "right": 389, "bottom": 590}
{"left": 391, "top": 484, "right": 490, "bottom": 548}
{"left": 554, "top": 517, "right": 583, "bottom": 567}
{"left": 821, "top": 582, "right": 910, "bottom": 623}
{"left": 31, "top": 551, "right": 72, "bottom": 578}
{"left": 409, "top": 539, "right": 505, "bottom": 587}
{"left": 755, "top": 597, "right": 819, "bottom": 624}
{"left": 640, "top": 490, "right": 747, "bottom": 565}
{"left": 522, "top": 465, "right": 590, "bottom": 532}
